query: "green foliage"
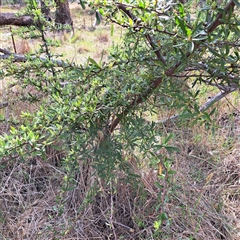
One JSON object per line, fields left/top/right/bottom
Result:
{"left": 0, "top": 0, "right": 239, "bottom": 238}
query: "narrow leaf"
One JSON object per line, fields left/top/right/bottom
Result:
{"left": 88, "top": 57, "right": 100, "bottom": 68}
{"left": 111, "top": 24, "right": 114, "bottom": 36}
{"left": 79, "top": 0, "right": 86, "bottom": 9}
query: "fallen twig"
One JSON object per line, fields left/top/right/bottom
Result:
{"left": 0, "top": 48, "right": 72, "bottom": 67}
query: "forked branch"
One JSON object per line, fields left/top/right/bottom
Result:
{"left": 107, "top": 0, "right": 236, "bottom": 135}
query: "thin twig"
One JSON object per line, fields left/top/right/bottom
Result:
{"left": 154, "top": 88, "right": 237, "bottom": 125}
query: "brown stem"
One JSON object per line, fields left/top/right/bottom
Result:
{"left": 207, "top": 0, "right": 235, "bottom": 33}
{"left": 10, "top": 27, "right": 17, "bottom": 53}
{"left": 117, "top": 3, "right": 166, "bottom": 67}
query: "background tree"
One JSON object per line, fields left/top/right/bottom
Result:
{"left": 54, "top": 0, "right": 73, "bottom": 29}
{"left": 40, "top": 0, "right": 51, "bottom": 20}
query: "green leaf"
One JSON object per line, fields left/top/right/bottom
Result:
{"left": 138, "top": 0, "right": 145, "bottom": 8}
{"left": 193, "top": 35, "right": 208, "bottom": 41}
{"left": 79, "top": 0, "right": 86, "bottom": 9}
{"left": 154, "top": 220, "right": 161, "bottom": 230}
{"left": 208, "top": 48, "right": 222, "bottom": 58}
{"left": 159, "top": 212, "right": 168, "bottom": 221}
{"left": 175, "top": 16, "right": 187, "bottom": 36}
{"left": 179, "top": 112, "right": 195, "bottom": 119}
{"left": 175, "top": 16, "right": 192, "bottom": 37}
{"left": 88, "top": 57, "right": 101, "bottom": 68}
{"left": 129, "top": 17, "right": 133, "bottom": 26}
{"left": 155, "top": 181, "right": 163, "bottom": 189}
{"left": 179, "top": 3, "right": 185, "bottom": 18}
{"left": 233, "top": 0, "right": 240, "bottom": 7}
{"left": 202, "top": 112, "right": 211, "bottom": 122}
{"left": 164, "top": 146, "right": 180, "bottom": 152}
{"left": 32, "top": 0, "right": 37, "bottom": 8}
{"left": 163, "top": 134, "right": 173, "bottom": 144}
{"left": 10, "top": 126, "right": 17, "bottom": 134}
{"left": 209, "top": 107, "right": 216, "bottom": 116}
{"left": 111, "top": 24, "right": 114, "bottom": 36}
{"left": 225, "top": 44, "right": 230, "bottom": 56}
{"left": 193, "top": 103, "right": 200, "bottom": 114}
{"left": 186, "top": 27, "right": 192, "bottom": 37}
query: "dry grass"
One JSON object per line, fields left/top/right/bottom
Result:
{"left": 0, "top": 118, "right": 239, "bottom": 239}
{"left": 0, "top": 95, "right": 239, "bottom": 239}
{"left": 97, "top": 33, "right": 109, "bottom": 43}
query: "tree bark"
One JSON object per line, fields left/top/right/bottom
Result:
{"left": 0, "top": 13, "right": 33, "bottom": 26}
{"left": 55, "top": 0, "right": 73, "bottom": 30}
{"left": 40, "top": 0, "right": 51, "bottom": 20}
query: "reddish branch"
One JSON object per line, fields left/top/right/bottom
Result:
{"left": 107, "top": 0, "right": 236, "bottom": 135}
{"left": 207, "top": 0, "right": 235, "bottom": 33}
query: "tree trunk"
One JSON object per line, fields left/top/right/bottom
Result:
{"left": 54, "top": 0, "right": 73, "bottom": 30}
{"left": 40, "top": 0, "right": 51, "bottom": 20}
